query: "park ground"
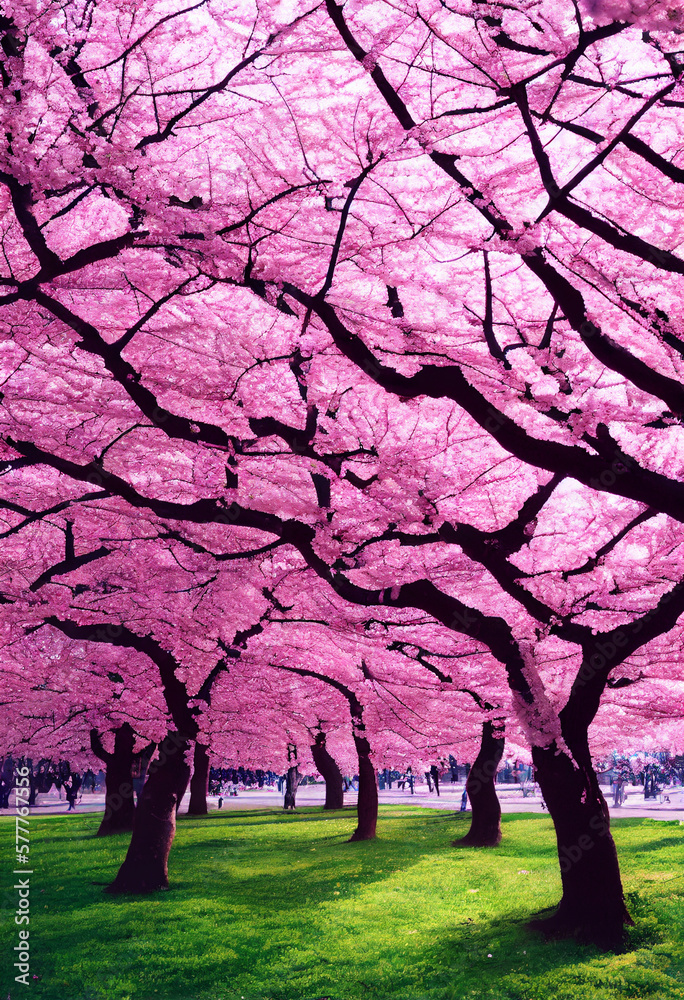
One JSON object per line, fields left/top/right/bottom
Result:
{"left": 1, "top": 805, "right": 684, "bottom": 1000}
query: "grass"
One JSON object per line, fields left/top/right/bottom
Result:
{"left": 1, "top": 806, "right": 684, "bottom": 1000}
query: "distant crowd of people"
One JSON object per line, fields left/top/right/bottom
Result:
{"left": 2, "top": 753, "right": 682, "bottom": 812}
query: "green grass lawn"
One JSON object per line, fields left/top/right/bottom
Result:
{"left": 1, "top": 806, "right": 683, "bottom": 1000}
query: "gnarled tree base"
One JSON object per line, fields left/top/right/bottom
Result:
{"left": 452, "top": 828, "right": 502, "bottom": 848}
{"left": 347, "top": 829, "right": 375, "bottom": 842}
{"left": 531, "top": 742, "right": 633, "bottom": 951}
{"left": 347, "top": 733, "right": 377, "bottom": 841}
{"left": 105, "top": 862, "right": 171, "bottom": 895}
{"left": 528, "top": 901, "right": 634, "bottom": 951}
{"left": 452, "top": 719, "right": 504, "bottom": 848}
{"left": 91, "top": 723, "right": 137, "bottom": 837}
{"left": 105, "top": 732, "right": 190, "bottom": 895}
{"left": 283, "top": 765, "right": 301, "bottom": 810}
{"left": 311, "top": 732, "right": 344, "bottom": 810}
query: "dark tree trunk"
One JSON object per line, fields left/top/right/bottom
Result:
{"left": 530, "top": 739, "right": 632, "bottom": 949}
{"left": 283, "top": 765, "right": 301, "bottom": 810}
{"left": 175, "top": 765, "right": 191, "bottom": 816}
{"left": 133, "top": 741, "right": 156, "bottom": 804}
{"left": 310, "top": 732, "right": 344, "bottom": 810}
{"left": 348, "top": 733, "right": 378, "bottom": 841}
{"left": 92, "top": 724, "right": 136, "bottom": 836}
{"left": 187, "top": 742, "right": 210, "bottom": 815}
{"left": 106, "top": 732, "right": 190, "bottom": 894}
{"left": 453, "top": 721, "right": 505, "bottom": 848}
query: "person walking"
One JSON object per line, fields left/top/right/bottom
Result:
{"left": 65, "top": 774, "right": 81, "bottom": 811}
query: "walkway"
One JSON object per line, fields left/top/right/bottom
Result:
{"left": 9, "top": 782, "right": 684, "bottom": 821}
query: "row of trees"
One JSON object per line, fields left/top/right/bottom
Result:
{"left": 2, "top": 0, "right": 684, "bottom": 948}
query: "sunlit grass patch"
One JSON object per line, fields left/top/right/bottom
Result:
{"left": 1, "top": 807, "right": 682, "bottom": 999}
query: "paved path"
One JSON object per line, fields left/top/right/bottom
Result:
{"left": 6, "top": 783, "right": 684, "bottom": 821}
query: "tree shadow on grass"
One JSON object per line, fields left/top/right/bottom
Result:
{"left": 178, "top": 806, "right": 363, "bottom": 828}
{"left": 36, "top": 808, "right": 443, "bottom": 914}
{"left": 168, "top": 835, "right": 438, "bottom": 912}
{"left": 620, "top": 834, "right": 684, "bottom": 854}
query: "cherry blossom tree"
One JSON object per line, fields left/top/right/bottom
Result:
{"left": 0, "top": 621, "right": 169, "bottom": 815}
{"left": 4, "top": 0, "right": 684, "bottom": 948}
{"left": 209, "top": 620, "right": 488, "bottom": 837}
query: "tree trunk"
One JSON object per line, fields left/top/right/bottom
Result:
{"left": 283, "top": 765, "right": 301, "bottom": 809}
{"left": 26, "top": 762, "right": 38, "bottom": 806}
{"left": 530, "top": 740, "right": 632, "bottom": 949}
{"left": 93, "top": 724, "right": 136, "bottom": 836}
{"left": 132, "top": 741, "right": 156, "bottom": 804}
{"left": 175, "top": 766, "right": 191, "bottom": 815}
{"left": 310, "top": 732, "right": 344, "bottom": 809}
{"left": 348, "top": 733, "right": 378, "bottom": 841}
{"left": 187, "top": 742, "right": 210, "bottom": 816}
{"left": 453, "top": 721, "right": 504, "bottom": 848}
{"left": 271, "top": 663, "right": 377, "bottom": 838}
{"left": 106, "top": 732, "right": 190, "bottom": 894}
